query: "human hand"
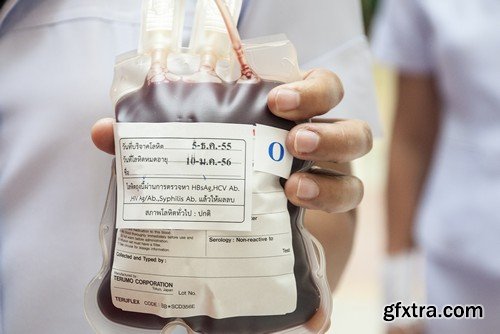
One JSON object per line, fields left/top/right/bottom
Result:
{"left": 91, "top": 68, "right": 373, "bottom": 214}
{"left": 267, "top": 68, "right": 372, "bottom": 212}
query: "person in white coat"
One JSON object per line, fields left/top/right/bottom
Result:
{"left": 0, "top": 1, "right": 378, "bottom": 333}
{"left": 372, "top": 0, "right": 500, "bottom": 333}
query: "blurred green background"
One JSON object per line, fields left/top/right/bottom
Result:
{"left": 362, "top": 0, "right": 379, "bottom": 33}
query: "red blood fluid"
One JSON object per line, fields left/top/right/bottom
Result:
{"left": 97, "top": 80, "right": 321, "bottom": 333}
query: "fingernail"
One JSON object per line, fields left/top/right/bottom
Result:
{"left": 275, "top": 89, "right": 300, "bottom": 112}
{"left": 297, "top": 177, "right": 320, "bottom": 200}
{"left": 295, "top": 129, "right": 319, "bottom": 154}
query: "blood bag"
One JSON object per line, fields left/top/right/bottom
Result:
{"left": 85, "top": 1, "right": 332, "bottom": 333}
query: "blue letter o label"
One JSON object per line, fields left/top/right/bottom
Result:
{"left": 268, "top": 142, "right": 285, "bottom": 162}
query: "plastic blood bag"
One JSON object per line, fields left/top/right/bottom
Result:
{"left": 85, "top": 1, "right": 332, "bottom": 333}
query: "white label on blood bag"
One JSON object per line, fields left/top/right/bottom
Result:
{"left": 254, "top": 124, "right": 293, "bottom": 179}
{"left": 111, "top": 171, "right": 297, "bottom": 318}
{"left": 114, "top": 122, "right": 254, "bottom": 231}
{"left": 111, "top": 122, "right": 298, "bottom": 319}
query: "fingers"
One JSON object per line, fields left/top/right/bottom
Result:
{"left": 286, "top": 119, "right": 373, "bottom": 163}
{"left": 267, "top": 68, "right": 344, "bottom": 121}
{"left": 285, "top": 169, "right": 364, "bottom": 213}
{"left": 91, "top": 118, "right": 115, "bottom": 155}
{"left": 268, "top": 69, "right": 369, "bottom": 213}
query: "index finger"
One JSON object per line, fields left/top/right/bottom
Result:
{"left": 267, "top": 68, "right": 344, "bottom": 121}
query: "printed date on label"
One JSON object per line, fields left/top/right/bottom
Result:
{"left": 192, "top": 140, "right": 232, "bottom": 151}
{"left": 186, "top": 155, "right": 232, "bottom": 167}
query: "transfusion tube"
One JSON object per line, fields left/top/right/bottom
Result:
{"left": 213, "top": 0, "right": 255, "bottom": 79}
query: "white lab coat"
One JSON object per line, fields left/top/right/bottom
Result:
{"left": 372, "top": 0, "right": 500, "bottom": 332}
{"left": 0, "top": 1, "right": 378, "bottom": 333}
{"left": 373, "top": 0, "right": 500, "bottom": 277}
